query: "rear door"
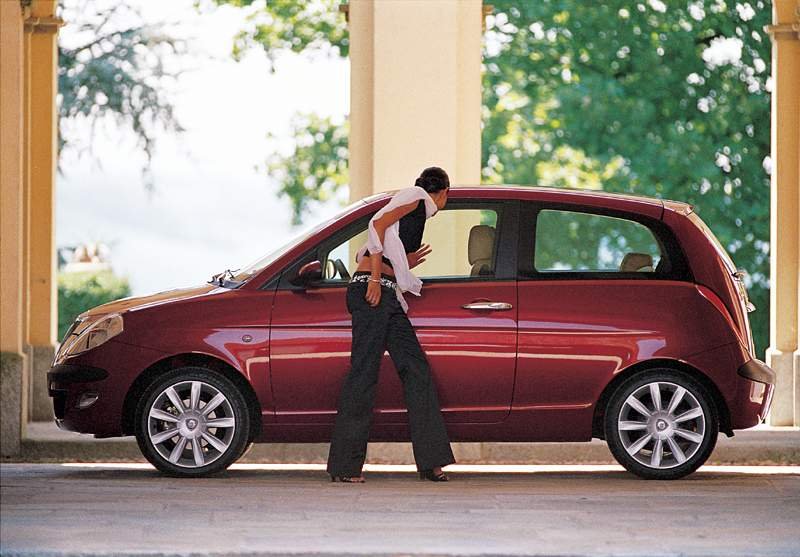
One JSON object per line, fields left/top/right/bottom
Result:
{"left": 514, "top": 202, "right": 692, "bottom": 439}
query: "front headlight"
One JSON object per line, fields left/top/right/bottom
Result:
{"left": 55, "top": 313, "right": 124, "bottom": 364}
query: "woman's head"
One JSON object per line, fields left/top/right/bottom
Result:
{"left": 415, "top": 166, "right": 450, "bottom": 209}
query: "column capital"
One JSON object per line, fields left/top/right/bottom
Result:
{"left": 23, "top": 15, "right": 64, "bottom": 35}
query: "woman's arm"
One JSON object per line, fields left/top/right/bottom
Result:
{"left": 364, "top": 200, "right": 420, "bottom": 306}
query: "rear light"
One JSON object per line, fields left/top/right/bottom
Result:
{"left": 731, "top": 269, "right": 756, "bottom": 355}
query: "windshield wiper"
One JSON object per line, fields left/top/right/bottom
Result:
{"left": 209, "top": 268, "right": 240, "bottom": 287}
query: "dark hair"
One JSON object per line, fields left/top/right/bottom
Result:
{"left": 414, "top": 166, "right": 450, "bottom": 193}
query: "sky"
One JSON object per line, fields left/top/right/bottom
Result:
{"left": 56, "top": 0, "right": 350, "bottom": 296}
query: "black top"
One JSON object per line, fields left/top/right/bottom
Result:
{"left": 364, "top": 199, "right": 426, "bottom": 268}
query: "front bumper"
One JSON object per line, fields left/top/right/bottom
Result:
{"left": 48, "top": 362, "right": 111, "bottom": 434}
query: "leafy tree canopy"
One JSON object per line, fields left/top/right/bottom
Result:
{"left": 482, "top": 0, "right": 771, "bottom": 355}
{"left": 58, "top": 0, "right": 185, "bottom": 188}
{"left": 209, "top": 0, "right": 349, "bottom": 69}
{"left": 213, "top": 0, "right": 773, "bottom": 357}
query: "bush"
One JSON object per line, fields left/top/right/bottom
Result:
{"left": 57, "top": 271, "right": 132, "bottom": 341}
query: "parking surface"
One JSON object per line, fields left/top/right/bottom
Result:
{"left": 1, "top": 463, "right": 799, "bottom": 557}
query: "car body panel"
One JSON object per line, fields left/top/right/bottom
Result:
{"left": 269, "top": 279, "right": 517, "bottom": 425}
{"left": 48, "top": 185, "right": 775, "bottom": 445}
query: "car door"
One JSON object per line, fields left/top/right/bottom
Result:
{"left": 268, "top": 199, "right": 519, "bottom": 425}
{"left": 514, "top": 201, "right": 693, "bottom": 440}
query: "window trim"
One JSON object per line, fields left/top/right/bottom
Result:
{"left": 518, "top": 201, "right": 693, "bottom": 282}
{"left": 275, "top": 198, "right": 519, "bottom": 291}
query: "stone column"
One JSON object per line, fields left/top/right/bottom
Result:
{"left": 25, "top": 0, "right": 63, "bottom": 422}
{"left": 347, "top": 0, "right": 485, "bottom": 276}
{"left": 1, "top": 0, "right": 29, "bottom": 457}
{"left": 765, "top": 0, "right": 800, "bottom": 426}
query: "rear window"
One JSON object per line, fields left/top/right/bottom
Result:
{"left": 534, "top": 209, "right": 663, "bottom": 273}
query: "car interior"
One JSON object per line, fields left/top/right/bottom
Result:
{"left": 468, "top": 224, "right": 496, "bottom": 276}
{"left": 619, "top": 252, "right": 655, "bottom": 272}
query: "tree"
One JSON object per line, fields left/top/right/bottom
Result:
{"left": 209, "top": 0, "right": 349, "bottom": 69}
{"left": 482, "top": 0, "right": 771, "bottom": 356}
{"left": 58, "top": 0, "right": 185, "bottom": 189}
{"left": 214, "top": 0, "right": 773, "bottom": 358}
{"left": 264, "top": 113, "right": 349, "bottom": 225}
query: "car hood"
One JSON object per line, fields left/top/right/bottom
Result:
{"left": 83, "top": 283, "right": 220, "bottom": 318}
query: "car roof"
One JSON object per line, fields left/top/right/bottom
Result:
{"left": 362, "top": 184, "right": 694, "bottom": 219}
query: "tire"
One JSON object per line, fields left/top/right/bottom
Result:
{"left": 237, "top": 441, "right": 255, "bottom": 461}
{"left": 604, "top": 369, "right": 718, "bottom": 480}
{"left": 134, "top": 366, "right": 251, "bottom": 477}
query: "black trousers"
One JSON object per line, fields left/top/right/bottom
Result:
{"left": 326, "top": 272, "right": 456, "bottom": 476}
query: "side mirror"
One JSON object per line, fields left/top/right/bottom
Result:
{"left": 290, "top": 260, "right": 323, "bottom": 286}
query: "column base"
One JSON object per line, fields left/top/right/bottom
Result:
{"left": 26, "top": 343, "right": 55, "bottom": 422}
{"left": 766, "top": 347, "right": 798, "bottom": 426}
{"left": 1, "top": 351, "right": 28, "bottom": 457}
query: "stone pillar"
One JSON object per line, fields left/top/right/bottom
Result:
{"left": 347, "top": 0, "right": 485, "bottom": 276}
{"left": 765, "top": 0, "right": 800, "bottom": 426}
{"left": 1, "top": 0, "right": 29, "bottom": 457}
{"left": 25, "top": 0, "right": 63, "bottom": 422}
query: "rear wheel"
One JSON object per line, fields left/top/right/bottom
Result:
{"left": 134, "top": 367, "right": 250, "bottom": 477}
{"left": 604, "top": 369, "right": 718, "bottom": 480}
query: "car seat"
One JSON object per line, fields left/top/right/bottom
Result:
{"left": 468, "top": 225, "right": 496, "bottom": 276}
{"left": 619, "top": 252, "right": 654, "bottom": 272}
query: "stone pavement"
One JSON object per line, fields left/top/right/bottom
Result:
{"left": 1, "top": 463, "right": 799, "bottom": 557}
{"left": 8, "top": 421, "right": 800, "bottom": 466}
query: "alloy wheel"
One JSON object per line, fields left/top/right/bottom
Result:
{"left": 147, "top": 380, "right": 236, "bottom": 468}
{"left": 617, "top": 381, "right": 706, "bottom": 469}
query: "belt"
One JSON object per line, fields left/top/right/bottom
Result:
{"left": 349, "top": 273, "right": 397, "bottom": 290}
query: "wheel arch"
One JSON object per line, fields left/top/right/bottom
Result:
{"left": 591, "top": 358, "right": 733, "bottom": 440}
{"left": 121, "top": 352, "right": 262, "bottom": 441}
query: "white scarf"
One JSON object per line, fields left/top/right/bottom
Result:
{"left": 355, "top": 186, "right": 439, "bottom": 312}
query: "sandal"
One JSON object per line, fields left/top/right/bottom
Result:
{"left": 418, "top": 468, "right": 449, "bottom": 482}
{"left": 330, "top": 474, "right": 365, "bottom": 483}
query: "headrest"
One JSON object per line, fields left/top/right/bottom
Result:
{"left": 468, "top": 225, "right": 495, "bottom": 264}
{"left": 620, "top": 252, "right": 654, "bottom": 272}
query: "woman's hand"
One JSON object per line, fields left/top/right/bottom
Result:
{"left": 365, "top": 280, "right": 382, "bottom": 306}
{"left": 407, "top": 243, "right": 432, "bottom": 269}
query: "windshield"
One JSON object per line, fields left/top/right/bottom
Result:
{"left": 231, "top": 198, "right": 367, "bottom": 282}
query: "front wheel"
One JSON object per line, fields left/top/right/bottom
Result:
{"left": 604, "top": 369, "right": 718, "bottom": 480}
{"left": 134, "top": 367, "right": 251, "bottom": 477}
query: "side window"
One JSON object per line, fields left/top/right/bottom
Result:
{"left": 534, "top": 209, "right": 662, "bottom": 273}
{"left": 320, "top": 224, "right": 369, "bottom": 282}
{"left": 319, "top": 206, "right": 501, "bottom": 283}
{"left": 414, "top": 207, "right": 499, "bottom": 279}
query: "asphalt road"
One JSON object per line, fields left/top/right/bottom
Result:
{"left": 1, "top": 463, "right": 799, "bottom": 557}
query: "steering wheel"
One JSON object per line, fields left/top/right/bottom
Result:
{"left": 331, "top": 258, "right": 351, "bottom": 280}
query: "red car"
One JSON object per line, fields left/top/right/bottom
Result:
{"left": 48, "top": 186, "right": 775, "bottom": 480}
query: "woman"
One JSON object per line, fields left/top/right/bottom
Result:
{"left": 326, "top": 166, "right": 456, "bottom": 483}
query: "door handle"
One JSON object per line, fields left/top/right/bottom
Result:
{"left": 461, "top": 301, "right": 513, "bottom": 311}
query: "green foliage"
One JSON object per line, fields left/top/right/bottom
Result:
{"left": 483, "top": 0, "right": 771, "bottom": 357}
{"left": 58, "top": 0, "right": 185, "bottom": 189}
{"left": 264, "top": 113, "right": 349, "bottom": 225}
{"left": 210, "top": 0, "right": 349, "bottom": 69}
{"left": 57, "top": 270, "right": 131, "bottom": 341}
{"left": 219, "top": 0, "right": 772, "bottom": 357}
{"left": 534, "top": 209, "right": 661, "bottom": 272}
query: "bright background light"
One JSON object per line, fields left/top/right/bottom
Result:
{"left": 57, "top": 0, "right": 349, "bottom": 296}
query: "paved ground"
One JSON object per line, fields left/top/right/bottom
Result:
{"left": 1, "top": 463, "right": 799, "bottom": 557}
{"left": 11, "top": 422, "right": 800, "bottom": 465}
